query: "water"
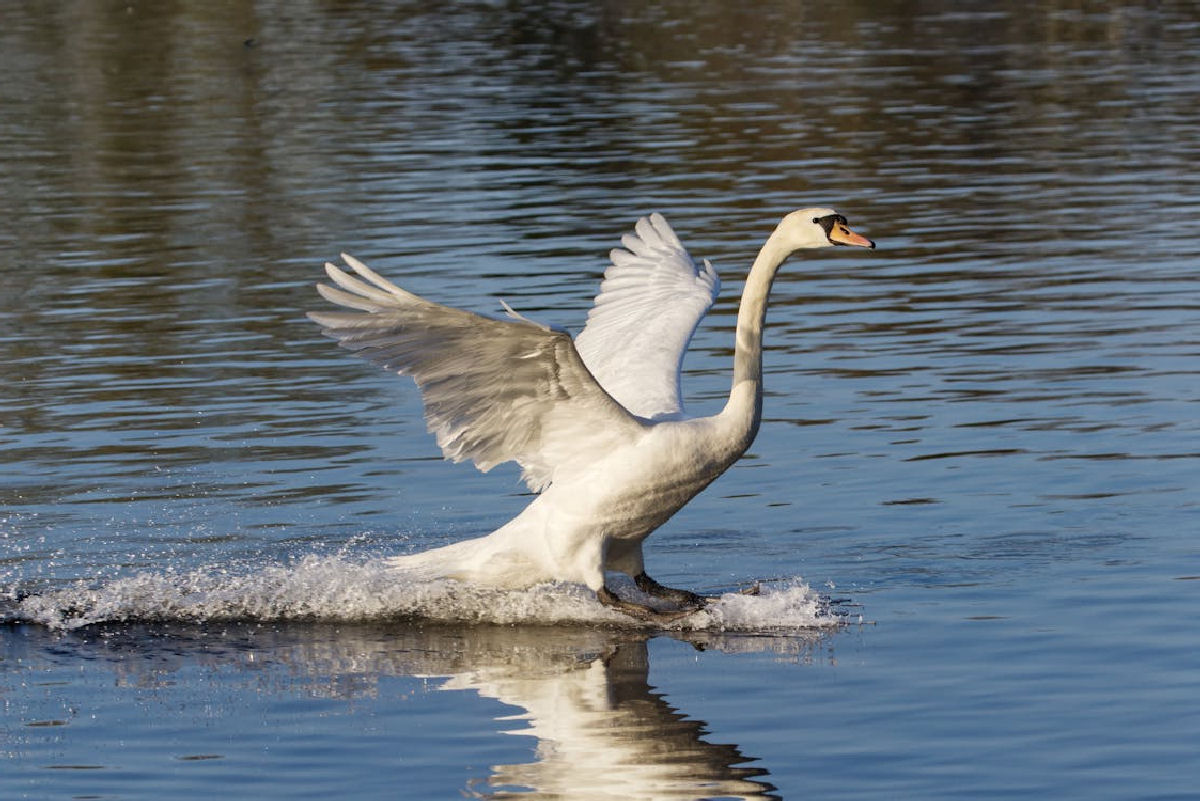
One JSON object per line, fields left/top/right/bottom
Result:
{"left": 2, "top": 0, "right": 1198, "bottom": 798}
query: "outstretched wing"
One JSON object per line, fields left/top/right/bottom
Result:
{"left": 308, "top": 255, "right": 645, "bottom": 492}
{"left": 574, "top": 213, "right": 720, "bottom": 420}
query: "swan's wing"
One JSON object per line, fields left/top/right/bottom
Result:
{"left": 308, "top": 255, "right": 644, "bottom": 492}
{"left": 574, "top": 213, "right": 720, "bottom": 420}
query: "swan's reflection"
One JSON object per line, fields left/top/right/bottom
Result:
{"left": 8, "top": 622, "right": 825, "bottom": 798}
{"left": 426, "top": 630, "right": 781, "bottom": 800}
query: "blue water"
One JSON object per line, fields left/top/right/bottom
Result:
{"left": 3, "top": 1, "right": 1199, "bottom": 798}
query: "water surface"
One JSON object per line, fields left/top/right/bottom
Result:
{"left": 2, "top": 1, "right": 1198, "bottom": 799}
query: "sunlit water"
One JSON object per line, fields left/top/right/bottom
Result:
{"left": 2, "top": 2, "right": 1198, "bottom": 799}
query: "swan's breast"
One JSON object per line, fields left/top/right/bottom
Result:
{"left": 564, "top": 418, "right": 746, "bottom": 540}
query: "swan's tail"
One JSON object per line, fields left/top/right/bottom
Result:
{"left": 386, "top": 538, "right": 482, "bottom": 579}
{"left": 386, "top": 535, "right": 542, "bottom": 589}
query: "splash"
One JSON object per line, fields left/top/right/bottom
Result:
{"left": 7, "top": 556, "right": 850, "bottom": 632}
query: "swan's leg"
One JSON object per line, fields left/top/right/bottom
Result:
{"left": 604, "top": 538, "right": 646, "bottom": 577}
{"left": 633, "top": 572, "right": 707, "bottom": 610}
{"left": 597, "top": 586, "right": 694, "bottom": 624}
{"left": 606, "top": 541, "right": 705, "bottom": 610}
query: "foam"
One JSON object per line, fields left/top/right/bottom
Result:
{"left": 7, "top": 555, "right": 851, "bottom": 632}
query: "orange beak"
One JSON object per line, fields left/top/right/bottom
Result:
{"left": 829, "top": 223, "right": 875, "bottom": 249}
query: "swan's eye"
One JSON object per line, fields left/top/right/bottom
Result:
{"left": 812, "top": 217, "right": 820, "bottom": 224}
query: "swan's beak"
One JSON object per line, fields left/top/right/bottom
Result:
{"left": 829, "top": 223, "right": 875, "bottom": 249}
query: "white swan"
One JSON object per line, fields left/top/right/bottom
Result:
{"left": 308, "top": 209, "right": 874, "bottom": 621}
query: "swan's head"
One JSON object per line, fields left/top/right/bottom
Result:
{"left": 776, "top": 208, "right": 875, "bottom": 251}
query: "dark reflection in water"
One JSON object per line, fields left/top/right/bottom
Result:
{"left": 3, "top": 623, "right": 810, "bottom": 799}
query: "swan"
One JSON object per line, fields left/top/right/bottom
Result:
{"left": 308, "top": 209, "right": 874, "bottom": 622}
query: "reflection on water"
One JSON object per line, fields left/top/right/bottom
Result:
{"left": 405, "top": 629, "right": 782, "bottom": 800}
{"left": 3, "top": 623, "right": 819, "bottom": 799}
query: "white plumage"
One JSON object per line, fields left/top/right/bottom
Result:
{"left": 308, "top": 209, "right": 874, "bottom": 621}
{"left": 575, "top": 213, "right": 720, "bottom": 420}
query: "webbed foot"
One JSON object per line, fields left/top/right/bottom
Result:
{"left": 597, "top": 586, "right": 695, "bottom": 624}
{"left": 633, "top": 572, "right": 708, "bottom": 610}
{"left": 700, "top": 581, "right": 762, "bottom": 603}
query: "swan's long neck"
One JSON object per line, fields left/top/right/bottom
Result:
{"left": 720, "top": 233, "right": 795, "bottom": 449}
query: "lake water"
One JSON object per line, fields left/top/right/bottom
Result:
{"left": 2, "top": 1, "right": 1198, "bottom": 798}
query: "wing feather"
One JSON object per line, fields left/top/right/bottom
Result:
{"left": 574, "top": 213, "right": 719, "bottom": 420}
{"left": 309, "top": 256, "right": 644, "bottom": 491}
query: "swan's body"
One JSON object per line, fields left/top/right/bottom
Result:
{"left": 308, "top": 209, "right": 874, "bottom": 619}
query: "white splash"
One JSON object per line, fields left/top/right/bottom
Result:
{"left": 11, "top": 556, "right": 849, "bottom": 632}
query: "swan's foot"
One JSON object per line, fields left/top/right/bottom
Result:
{"left": 597, "top": 586, "right": 695, "bottom": 624}
{"left": 700, "top": 581, "right": 762, "bottom": 603}
{"left": 633, "top": 572, "right": 707, "bottom": 610}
